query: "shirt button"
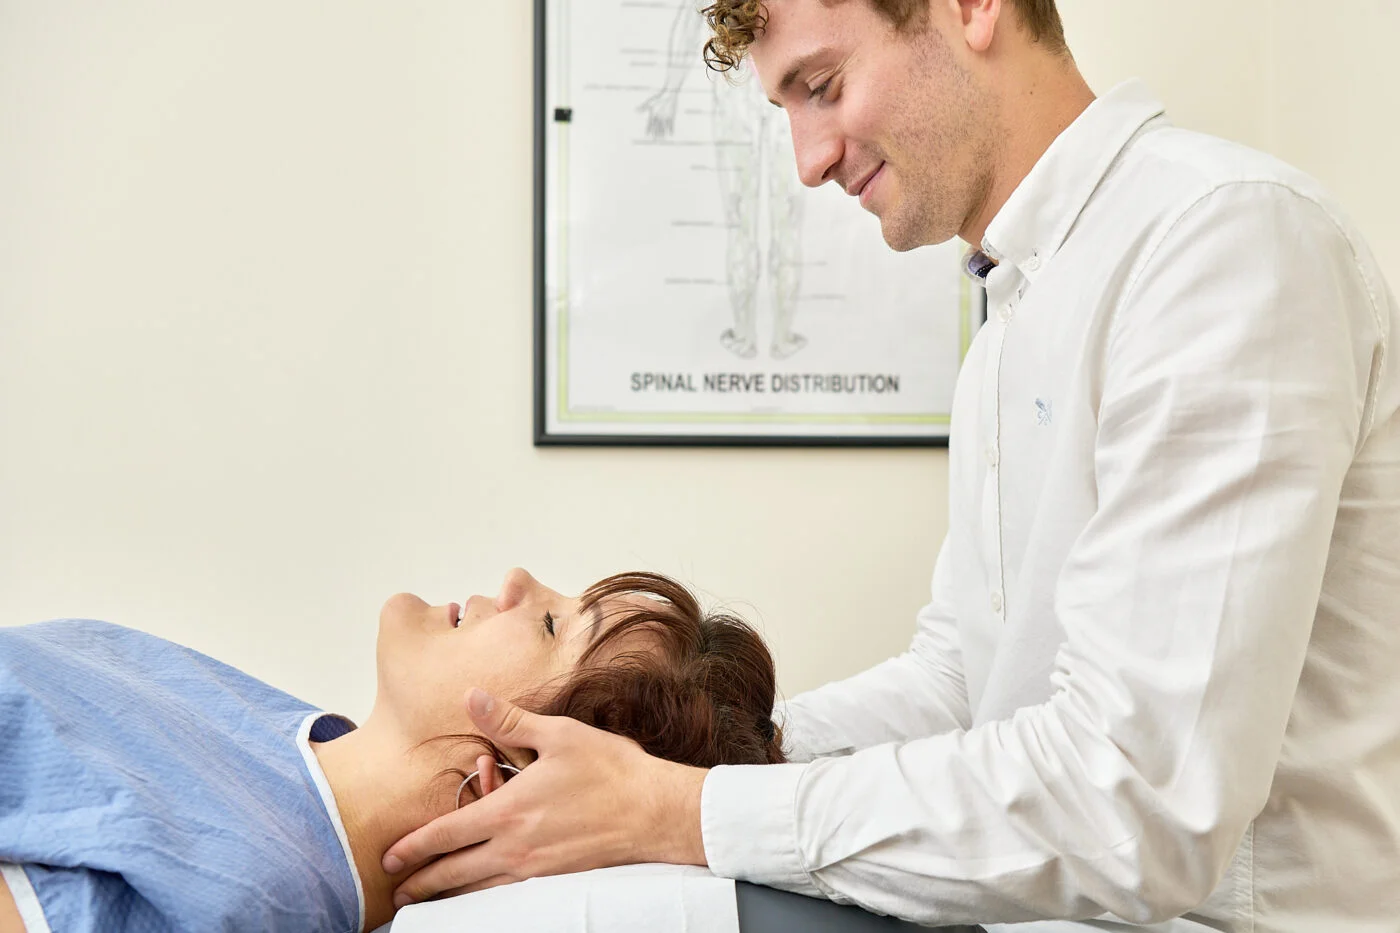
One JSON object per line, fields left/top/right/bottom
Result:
{"left": 990, "top": 590, "right": 1004, "bottom": 613}
{"left": 998, "top": 305, "right": 1014, "bottom": 324}
{"left": 1027, "top": 254, "right": 1041, "bottom": 272}
{"left": 985, "top": 444, "right": 999, "bottom": 469}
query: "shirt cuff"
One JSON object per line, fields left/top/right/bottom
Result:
{"left": 700, "top": 761, "right": 824, "bottom": 897}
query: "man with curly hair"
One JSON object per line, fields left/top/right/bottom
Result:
{"left": 383, "top": 3, "right": 1400, "bottom": 932}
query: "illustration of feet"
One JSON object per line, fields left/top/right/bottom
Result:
{"left": 770, "top": 332, "right": 808, "bottom": 360}
{"left": 720, "top": 328, "right": 758, "bottom": 359}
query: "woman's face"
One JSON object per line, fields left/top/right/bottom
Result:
{"left": 372, "top": 567, "right": 615, "bottom": 742}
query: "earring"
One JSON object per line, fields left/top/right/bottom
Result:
{"left": 456, "top": 762, "right": 523, "bottom": 809}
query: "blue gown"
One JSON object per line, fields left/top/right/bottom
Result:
{"left": 0, "top": 620, "right": 363, "bottom": 932}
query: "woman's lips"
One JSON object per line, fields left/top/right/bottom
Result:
{"left": 449, "top": 603, "right": 462, "bottom": 627}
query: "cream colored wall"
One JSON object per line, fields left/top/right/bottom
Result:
{"left": 1269, "top": 3, "right": 1400, "bottom": 284}
{"left": 1, "top": 2, "right": 1395, "bottom": 723}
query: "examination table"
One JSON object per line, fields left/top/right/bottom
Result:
{"left": 378, "top": 863, "right": 984, "bottom": 932}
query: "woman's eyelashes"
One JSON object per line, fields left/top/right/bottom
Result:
{"left": 543, "top": 611, "right": 556, "bottom": 636}
{"left": 809, "top": 77, "right": 834, "bottom": 102}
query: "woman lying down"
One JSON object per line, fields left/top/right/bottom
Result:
{"left": 0, "top": 568, "right": 785, "bottom": 933}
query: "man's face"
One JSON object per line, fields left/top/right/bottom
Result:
{"left": 750, "top": 0, "right": 997, "bottom": 250}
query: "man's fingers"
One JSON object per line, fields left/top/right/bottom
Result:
{"left": 466, "top": 688, "right": 545, "bottom": 749}
{"left": 436, "top": 874, "right": 518, "bottom": 900}
{"left": 458, "top": 873, "right": 518, "bottom": 895}
{"left": 393, "top": 845, "right": 512, "bottom": 908}
{"left": 382, "top": 798, "right": 498, "bottom": 874}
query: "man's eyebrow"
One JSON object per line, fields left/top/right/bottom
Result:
{"left": 769, "top": 48, "right": 833, "bottom": 106}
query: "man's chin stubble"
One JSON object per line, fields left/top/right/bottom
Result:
{"left": 880, "top": 216, "right": 947, "bottom": 252}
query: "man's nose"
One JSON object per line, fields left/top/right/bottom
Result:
{"left": 789, "top": 113, "right": 841, "bottom": 188}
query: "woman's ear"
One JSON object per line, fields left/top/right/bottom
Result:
{"left": 475, "top": 754, "right": 506, "bottom": 796}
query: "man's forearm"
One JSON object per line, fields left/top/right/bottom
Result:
{"left": 780, "top": 638, "right": 969, "bottom": 761}
{"left": 781, "top": 539, "right": 970, "bottom": 762}
{"left": 645, "top": 761, "right": 710, "bottom": 866}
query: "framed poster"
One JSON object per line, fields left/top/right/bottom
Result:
{"left": 533, "top": 0, "right": 985, "bottom": 446}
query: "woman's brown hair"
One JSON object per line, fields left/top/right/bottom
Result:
{"left": 441, "top": 571, "right": 785, "bottom": 800}
{"left": 531, "top": 571, "right": 785, "bottom": 768}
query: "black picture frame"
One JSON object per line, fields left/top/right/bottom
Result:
{"left": 531, "top": 0, "right": 986, "bottom": 448}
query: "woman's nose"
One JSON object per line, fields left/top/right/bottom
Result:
{"left": 494, "top": 567, "right": 537, "bottom": 612}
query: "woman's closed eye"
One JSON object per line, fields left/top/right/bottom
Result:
{"left": 543, "top": 611, "right": 556, "bottom": 636}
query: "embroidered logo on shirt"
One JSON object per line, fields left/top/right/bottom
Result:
{"left": 1035, "top": 398, "right": 1053, "bottom": 426}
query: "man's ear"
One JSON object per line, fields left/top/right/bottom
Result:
{"left": 952, "top": 0, "right": 1002, "bottom": 54}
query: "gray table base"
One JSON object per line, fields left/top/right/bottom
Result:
{"left": 736, "top": 882, "right": 985, "bottom": 932}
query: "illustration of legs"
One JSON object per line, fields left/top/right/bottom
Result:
{"left": 764, "top": 109, "right": 807, "bottom": 359}
{"left": 712, "top": 84, "right": 762, "bottom": 359}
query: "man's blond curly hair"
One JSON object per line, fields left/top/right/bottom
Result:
{"left": 700, "top": 0, "right": 1067, "bottom": 72}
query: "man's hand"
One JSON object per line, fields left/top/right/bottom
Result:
{"left": 383, "top": 688, "right": 710, "bottom": 907}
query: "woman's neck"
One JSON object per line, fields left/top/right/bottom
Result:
{"left": 311, "top": 716, "right": 477, "bottom": 932}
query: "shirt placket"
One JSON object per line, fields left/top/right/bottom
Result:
{"left": 979, "top": 268, "right": 1019, "bottom": 623}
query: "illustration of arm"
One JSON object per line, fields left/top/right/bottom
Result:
{"left": 639, "top": 2, "right": 708, "bottom": 139}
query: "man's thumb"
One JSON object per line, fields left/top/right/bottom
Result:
{"left": 467, "top": 688, "right": 535, "bottom": 745}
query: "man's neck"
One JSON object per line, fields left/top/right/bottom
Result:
{"left": 961, "top": 60, "right": 1098, "bottom": 250}
{"left": 311, "top": 718, "right": 471, "bottom": 932}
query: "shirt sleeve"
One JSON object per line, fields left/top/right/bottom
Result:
{"left": 701, "top": 183, "right": 1380, "bottom": 925}
{"left": 777, "top": 535, "right": 971, "bottom": 763}
{"left": 9, "top": 863, "right": 166, "bottom": 933}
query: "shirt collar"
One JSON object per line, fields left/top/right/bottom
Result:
{"left": 965, "top": 79, "right": 1169, "bottom": 282}
{"left": 297, "top": 712, "right": 365, "bottom": 932}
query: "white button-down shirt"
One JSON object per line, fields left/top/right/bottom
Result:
{"left": 701, "top": 80, "right": 1400, "bottom": 933}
